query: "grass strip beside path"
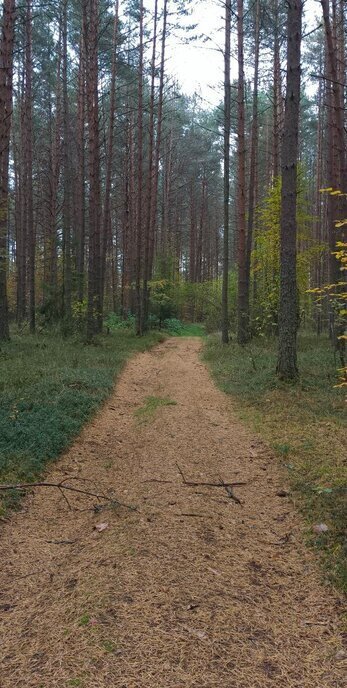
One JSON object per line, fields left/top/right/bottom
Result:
{"left": 203, "top": 333, "right": 346, "bottom": 595}
{"left": 0, "top": 329, "right": 164, "bottom": 513}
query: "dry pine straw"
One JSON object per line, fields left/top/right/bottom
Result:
{"left": 0, "top": 338, "right": 346, "bottom": 688}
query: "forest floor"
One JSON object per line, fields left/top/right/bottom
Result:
{"left": 0, "top": 337, "right": 346, "bottom": 688}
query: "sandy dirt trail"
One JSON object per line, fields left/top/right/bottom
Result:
{"left": 0, "top": 338, "right": 345, "bottom": 688}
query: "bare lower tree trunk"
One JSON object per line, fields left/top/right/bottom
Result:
{"left": 86, "top": 0, "right": 101, "bottom": 339}
{"left": 272, "top": 0, "right": 281, "bottom": 181}
{"left": 236, "top": 0, "right": 247, "bottom": 345}
{"left": 0, "top": 2, "right": 15, "bottom": 340}
{"left": 25, "top": 1, "right": 35, "bottom": 333}
{"left": 141, "top": 0, "right": 158, "bottom": 332}
{"left": 62, "top": 0, "right": 72, "bottom": 323}
{"left": 101, "top": 0, "right": 119, "bottom": 323}
{"left": 76, "top": 24, "right": 86, "bottom": 304}
{"left": 277, "top": 1, "right": 303, "bottom": 380}
{"left": 244, "top": 0, "right": 260, "bottom": 341}
{"left": 44, "top": 28, "right": 62, "bottom": 313}
{"left": 221, "top": 0, "right": 231, "bottom": 344}
{"left": 15, "top": 59, "right": 26, "bottom": 324}
{"left": 135, "top": 0, "right": 144, "bottom": 336}
{"left": 321, "top": 0, "right": 346, "bottom": 365}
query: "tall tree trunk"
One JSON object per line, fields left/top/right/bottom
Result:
{"left": 321, "top": 0, "right": 346, "bottom": 364}
{"left": 135, "top": 0, "right": 144, "bottom": 336}
{"left": 101, "top": 0, "right": 119, "bottom": 322}
{"left": 23, "top": 0, "right": 35, "bottom": 333}
{"left": 141, "top": 0, "right": 158, "bottom": 332}
{"left": 145, "top": 0, "right": 168, "bottom": 328}
{"left": 272, "top": 0, "right": 282, "bottom": 182}
{"left": 236, "top": 0, "right": 247, "bottom": 345}
{"left": 221, "top": 0, "right": 231, "bottom": 344}
{"left": 44, "top": 31, "right": 62, "bottom": 313}
{"left": 76, "top": 24, "right": 86, "bottom": 303}
{"left": 86, "top": 0, "right": 101, "bottom": 339}
{"left": 276, "top": 0, "right": 303, "bottom": 380}
{"left": 0, "top": 0, "right": 15, "bottom": 341}
{"left": 15, "top": 60, "right": 26, "bottom": 323}
{"left": 62, "top": 0, "right": 72, "bottom": 322}
{"left": 244, "top": 0, "right": 260, "bottom": 342}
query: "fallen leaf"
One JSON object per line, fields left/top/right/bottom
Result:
{"left": 94, "top": 522, "right": 109, "bottom": 532}
{"left": 313, "top": 523, "right": 329, "bottom": 534}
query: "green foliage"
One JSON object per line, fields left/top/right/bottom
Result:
{"left": 71, "top": 299, "right": 88, "bottom": 334}
{"left": 204, "top": 333, "right": 346, "bottom": 593}
{"left": 163, "top": 320, "right": 205, "bottom": 337}
{"left": 252, "top": 174, "right": 325, "bottom": 334}
{"left": 171, "top": 273, "right": 237, "bottom": 333}
{"left": 0, "top": 329, "right": 164, "bottom": 512}
{"left": 134, "top": 395, "right": 177, "bottom": 424}
{"left": 161, "top": 318, "right": 183, "bottom": 334}
{"left": 149, "top": 278, "right": 177, "bottom": 324}
{"left": 105, "top": 312, "right": 136, "bottom": 331}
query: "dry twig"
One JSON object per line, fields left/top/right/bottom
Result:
{"left": 0, "top": 480, "right": 136, "bottom": 511}
{"left": 176, "top": 464, "right": 246, "bottom": 503}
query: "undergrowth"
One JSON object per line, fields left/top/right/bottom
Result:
{"left": 0, "top": 328, "right": 164, "bottom": 513}
{"left": 203, "top": 333, "right": 346, "bottom": 594}
{"left": 105, "top": 313, "right": 205, "bottom": 337}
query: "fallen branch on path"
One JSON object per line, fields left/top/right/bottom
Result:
{"left": 46, "top": 539, "right": 78, "bottom": 545}
{"left": 176, "top": 513, "right": 212, "bottom": 518}
{"left": 218, "top": 475, "right": 243, "bottom": 506}
{"left": 176, "top": 464, "right": 245, "bottom": 506}
{"left": 0, "top": 479, "right": 137, "bottom": 512}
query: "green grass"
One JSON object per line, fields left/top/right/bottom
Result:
{"left": 203, "top": 332, "right": 346, "bottom": 594}
{"left": 168, "top": 322, "right": 206, "bottom": 337}
{"left": 134, "top": 395, "right": 177, "bottom": 424}
{"left": 0, "top": 328, "right": 165, "bottom": 511}
{"left": 159, "top": 318, "right": 206, "bottom": 337}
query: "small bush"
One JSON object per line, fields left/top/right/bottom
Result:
{"left": 162, "top": 318, "right": 184, "bottom": 334}
{"left": 105, "top": 313, "right": 135, "bottom": 331}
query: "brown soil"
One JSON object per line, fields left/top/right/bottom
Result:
{"left": 0, "top": 338, "right": 345, "bottom": 688}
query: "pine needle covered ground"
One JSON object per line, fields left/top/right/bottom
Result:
{"left": 0, "top": 338, "right": 345, "bottom": 688}
{"left": 203, "top": 333, "right": 346, "bottom": 594}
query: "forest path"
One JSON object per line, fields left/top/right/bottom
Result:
{"left": 0, "top": 338, "right": 345, "bottom": 688}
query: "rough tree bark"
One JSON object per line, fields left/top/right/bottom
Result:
{"left": 272, "top": 0, "right": 281, "bottom": 181}
{"left": 75, "top": 20, "right": 86, "bottom": 304}
{"left": 135, "top": 0, "right": 144, "bottom": 336}
{"left": 86, "top": 0, "right": 101, "bottom": 339}
{"left": 276, "top": 0, "right": 303, "bottom": 380}
{"left": 0, "top": 0, "right": 15, "bottom": 341}
{"left": 141, "top": 0, "right": 159, "bottom": 332}
{"left": 236, "top": 0, "right": 248, "bottom": 345}
{"left": 321, "top": 0, "right": 346, "bottom": 364}
{"left": 62, "top": 0, "right": 72, "bottom": 322}
{"left": 244, "top": 0, "right": 260, "bottom": 341}
{"left": 221, "top": 0, "right": 231, "bottom": 344}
